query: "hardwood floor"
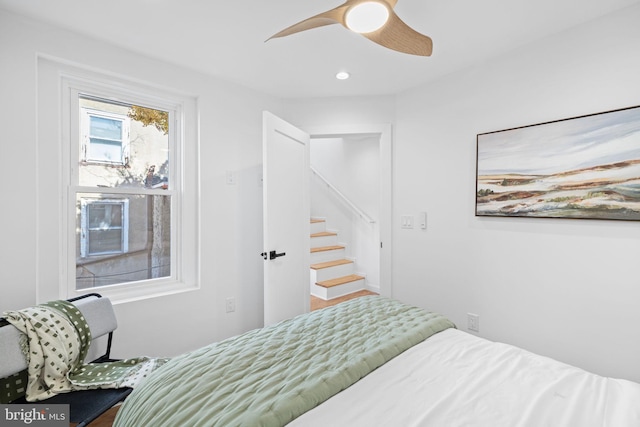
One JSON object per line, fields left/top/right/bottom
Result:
{"left": 88, "top": 291, "right": 377, "bottom": 426}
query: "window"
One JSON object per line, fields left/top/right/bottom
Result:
{"left": 52, "top": 68, "right": 199, "bottom": 302}
{"left": 80, "top": 199, "right": 129, "bottom": 257}
{"left": 81, "top": 108, "right": 130, "bottom": 165}
{"left": 73, "top": 94, "right": 172, "bottom": 291}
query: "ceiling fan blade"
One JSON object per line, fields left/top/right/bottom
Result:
{"left": 267, "top": 5, "right": 348, "bottom": 41}
{"left": 362, "top": 10, "right": 433, "bottom": 56}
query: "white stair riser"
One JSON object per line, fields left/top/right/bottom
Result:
{"left": 310, "top": 248, "right": 345, "bottom": 264}
{"left": 310, "top": 234, "right": 338, "bottom": 248}
{"left": 310, "top": 221, "right": 326, "bottom": 234}
{"left": 312, "top": 263, "right": 355, "bottom": 283}
{"left": 310, "top": 278, "right": 366, "bottom": 300}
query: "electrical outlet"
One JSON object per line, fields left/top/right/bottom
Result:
{"left": 467, "top": 313, "right": 479, "bottom": 333}
{"left": 226, "top": 297, "right": 236, "bottom": 313}
{"left": 225, "top": 170, "right": 237, "bottom": 185}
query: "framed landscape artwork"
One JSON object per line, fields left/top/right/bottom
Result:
{"left": 476, "top": 105, "right": 640, "bottom": 220}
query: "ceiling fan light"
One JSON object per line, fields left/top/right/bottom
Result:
{"left": 345, "top": 2, "right": 389, "bottom": 34}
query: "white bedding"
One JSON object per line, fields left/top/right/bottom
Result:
{"left": 290, "top": 328, "right": 640, "bottom": 426}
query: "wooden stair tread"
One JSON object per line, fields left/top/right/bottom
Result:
{"left": 311, "top": 245, "right": 345, "bottom": 253}
{"left": 316, "top": 274, "right": 365, "bottom": 288}
{"left": 310, "top": 218, "right": 325, "bottom": 223}
{"left": 310, "top": 259, "right": 354, "bottom": 270}
{"left": 311, "top": 231, "right": 337, "bottom": 238}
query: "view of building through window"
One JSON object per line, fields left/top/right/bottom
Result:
{"left": 75, "top": 95, "right": 172, "bottom": 289}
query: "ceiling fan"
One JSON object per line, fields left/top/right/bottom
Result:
{"left": 267, "top": 0, "right": 433, "bottom": 56}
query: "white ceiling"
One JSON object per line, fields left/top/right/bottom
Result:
{"left": 1, "top": 0, "right": 639, "bottom": 98}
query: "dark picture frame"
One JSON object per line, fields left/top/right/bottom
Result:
{"left": 476, "top": 105, "right": 640, "bottom": 220}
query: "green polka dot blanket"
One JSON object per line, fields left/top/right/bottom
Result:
{"left": 3, "top": 300, "right": 168, "bottom": 402}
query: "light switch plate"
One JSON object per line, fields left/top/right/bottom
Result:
{"left": 419, "top": 212, "right": 427, "bottom": 229}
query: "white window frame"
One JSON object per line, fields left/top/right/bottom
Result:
{"left": 42, "top": 65, "right": 201, "bottom": 304}
{"left": 80, "top": 107, "right": 131, "bottom": 165}
{"left": 80, "top": 198, "right": 130, "bottom": 257}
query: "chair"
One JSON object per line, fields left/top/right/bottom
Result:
{"left": 0, "top": 293, "right": 132, "bottom": 427}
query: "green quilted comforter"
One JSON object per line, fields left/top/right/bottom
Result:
{"left": 114, "top": 296, "right": 455, "bottom": 427}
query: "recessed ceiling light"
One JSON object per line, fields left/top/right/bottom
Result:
{"left": 336, "top": 71, "right": 350, "bottom": 80}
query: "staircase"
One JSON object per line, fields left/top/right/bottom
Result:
{"left": 310, "top": 218, "right": 366, "bottom": 300}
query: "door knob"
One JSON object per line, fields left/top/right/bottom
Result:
{"left": 260, "top": 250, "right": 286, "bottom": 260}
{"left": 269, "top": 250, "right": 286, "bottom": 260}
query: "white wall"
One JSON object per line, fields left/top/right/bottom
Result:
{"left": 393, "top": 3, "right": 640, "bottom": 382}
{"left": 283, "top": 96, "right": 396, "bottom": 130}
{"left": 0, "top": 11, "right": 281, "bottom": 357}
{"left": 310, "top": 136, "right": 381, "bottom": 288}
{"left": 311, "top": 136, "right": 380, "bottom": 221}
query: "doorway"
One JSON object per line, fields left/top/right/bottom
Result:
{"left": 307, "top": 124, "right": 392, "bottom": 298}
{"left": 262, "top": 115, "right": 392, "bottom": 327}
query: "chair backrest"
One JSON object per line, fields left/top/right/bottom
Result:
{"left": 0, "top": 293, "right": 117, "bottom": 379}
{"left": 0, "top": 320, "right": 26, "bottom": 378}
{"left": 72, "top": 294, "right": 118, "bottom": 340}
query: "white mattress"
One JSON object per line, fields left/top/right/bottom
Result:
{"left": 290, "top": 328, "right": 640, "bottom": 426}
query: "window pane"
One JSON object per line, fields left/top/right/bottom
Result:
{"left": 79, "top": 96, "right": 170, "bottom": 189}
{"left": 90, "top": 115, "right": 122, "bottom": 140}
{"left": 76, "top": 193, "right": 171, "bottom": 289}
{"left": 87, "top": 138, "right": 123, "bottom": 163}
{"left": 88, "top": 229, "right": 123, "bottom": 254}
{"left": 88, "top": 203, "right": 122, "bottom": 229}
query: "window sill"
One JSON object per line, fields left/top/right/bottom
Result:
{"left": 70, "top": 279, "right": 200, "bottom": 305}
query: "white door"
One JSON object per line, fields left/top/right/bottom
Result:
{"left": 263, "top": 112, "right": 310, "bottom": 326}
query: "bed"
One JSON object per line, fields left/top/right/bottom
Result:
{"left": 113, "top": 296, "right": 640, "bottom": 426}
